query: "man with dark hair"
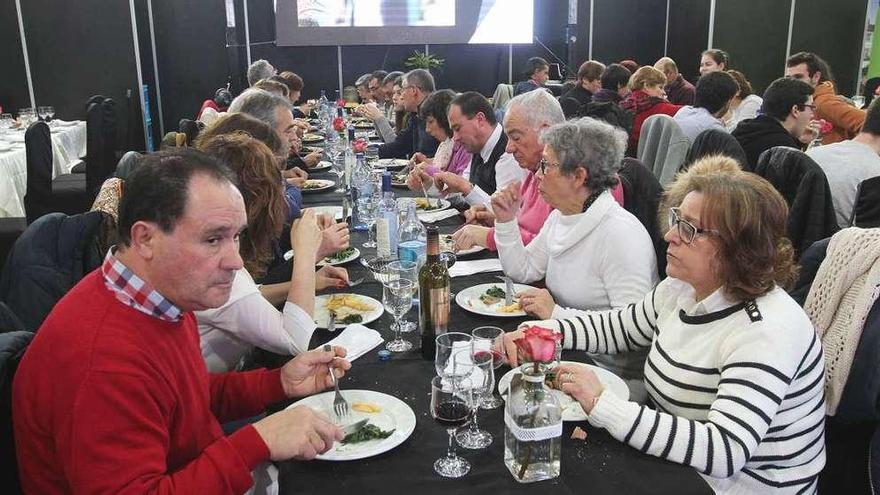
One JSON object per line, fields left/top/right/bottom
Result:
{"left": 13, "top": 148, "right": 350, "bottom": 494}
{"left": 559, "top": 60, "right": 605, "bottom": 116}
{"left": 433, "top": 91, "right": 525, "bottom": 207}
{"left": 808, "top": 98, "right": 880, "bottom": 227}
{"left": 592, "top": 63, "right": 632, "bottom": 104}
{"left": 377, "top": 68, "right": 439, "bottom": 159}
{"left": 733, "top": 77, "right": 815, "bottom": 171}
{"left": 674, "top": 71, "right": 739, "bottom": 141}
{"left": 655, "top": 56, "right": 695, "bottom": 105}
{"left": 369, "top": 70, "right": 388, "bottom": 104}
{"left": 514, "top": 57, "right": 550, "bottom": 96}
{"left": 786, "top": 51, "right": 865, "bottom": 144}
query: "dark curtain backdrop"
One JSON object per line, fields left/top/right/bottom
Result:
{"left": 666, "top": 0, "right": 711, "bottom": 86}
{"left": 592, "top": 0, "right": 667, "bottom": 67}
{"left": 0, "top": 0, "right": 30, "bottom": 114}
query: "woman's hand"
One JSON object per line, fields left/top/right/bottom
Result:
{"left": 304, "top": 151, "right": 321, "bottom": 168}
{"left": 316, "top": 266, "right": 349, "bottom": 290}
{"left": 553, "top": 363, "right": 604, "bottom": 414}
{"left": 517, "top": 288, "right": 556, "bottom": 319}
{"left": 317, "top": 222, "right": 350, "bottom": 260}
{"left": 491, "top": 181, "right": 523, "bottom": 223}
{"left": 290, "top": 210, "right": 323, "bottom": 258}
{"left": 451, "top": 225, "right": 490, "bottom": 251}
{"left": 463, "top": 204, "right": 495, "bottom": 226}
{"left": 406, "top": 165, "right": 433, "bottom": 192}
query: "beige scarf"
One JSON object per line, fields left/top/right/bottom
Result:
{"left": 804, "top": 227, "right": 880, "bottom": 415}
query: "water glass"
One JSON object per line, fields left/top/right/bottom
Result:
{"left": 435, "top": 332, "right": 473, "bottom": 380}
{"left": 357, "top": 197, "right": 378, "bottom": 248}
{"left": 383, "top": 278, "right": 414, "bottom": 352}
{"left": 455, "top": 349, "right": 493, "bottom": 449}
{"left": 0, "top": 114, "right": 13, "bottom": 131}
{"left": 388, "top": 260, "right": 417, "bottom": 333}
{"left": 18, "top": 108, "right": 35, "bottom": 126}
{"left": 472, "top": 326, "right": 505, "bottom": 409}
{"left": 365, "top": 145, "right": 379, "bottom": 163}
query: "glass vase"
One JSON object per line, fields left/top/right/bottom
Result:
{"left": 503, "top": 362, "right": 562, "bottom": 483}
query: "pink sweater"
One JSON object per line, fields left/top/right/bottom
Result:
{"left": 485, "top": 173, "right": 626, "bottom": 251}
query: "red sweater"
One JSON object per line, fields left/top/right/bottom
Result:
{"left": 13, "top": 270, "right": 288, "bottom": 494}
{"left": 621, "top": 90, "right": 682, "bottom": 152}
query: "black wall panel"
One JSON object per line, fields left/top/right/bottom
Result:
{"left": 592, "top": 0, "right": 667, "bottom": 67}
{"left": 571, "top": 0, "right": 593, "bottom": 67}
{"left": 20, "top": 0, "right": 142, "bottom": 150}
{"left": 791, "top": 0, "right": 868, "bottom": 96}
{"left": 714, "top": 0, "right": 791, "bottom": 94}
{"left": 666, "top": 0, "right": 710, "bottom": 86}
{"left": 0, "top": 0, "right": 30, "bottom": 113}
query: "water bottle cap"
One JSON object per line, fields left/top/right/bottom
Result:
{"left": 377, "top": 350, "right": 392, "bottom": 361}
{"left": 382, "top": 172, "right": 392, "bottom": 191}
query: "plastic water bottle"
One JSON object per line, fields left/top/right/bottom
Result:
{"left": 376, "top": 172, "right": 399, "bottom": 258}
{"left": 398, "top": 202, "right": 427, "bottom": 269}
{"left": 350, "top": 152, "right": 373, "bottom": 231}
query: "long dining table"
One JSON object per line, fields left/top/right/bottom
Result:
{"left": 272, "top": 155, "right": 712, "bottom": 495}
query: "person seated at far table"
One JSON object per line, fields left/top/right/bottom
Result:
{"left": 620, "top": 66, "right": 682, "bottom": 152}
{"left": 674, "top": 71, "right": 739, "bottom": 142}
{"left": 513, "top": 57, "right": 551, "bottom": 96}
{"left": 377, "top": 69, "right": 440, "bottom": 159}
{"left": 196, "top": 133, "right": 349, "bottom": 372}
{"left": 504, "top": 156, "right": 825, "bottom": 495}
{"left": 13, "top": 148, "right": 352, "bottom": 495}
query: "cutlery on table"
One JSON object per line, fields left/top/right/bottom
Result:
{"left": 328, "top": 311, "right": 337, "bottom": 333}
{"left": 496, "top": 275, "right": 515, "bottom": 306}
{"left": 325, "top": 344, "right": 350, "bottom": 420}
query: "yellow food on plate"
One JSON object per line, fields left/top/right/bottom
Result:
{"left": 498, "top": 301, "right": 522, "bottom": 313}
{"left": 351, "top": 402, "right": 382, "bottom": 413}
{"left": 326, "top": 295, "right": 375, "bottom": 312}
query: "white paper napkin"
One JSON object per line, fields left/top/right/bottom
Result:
{"left": 441, "top": 340, "right": 486, "bottom": 390}
{"left": 418, "top": 208, "right": 460, "bottom": 223}
{"left": 321, "top": 323, "right": 384, "bottom": 361}
{"left": 448, "top": 258, "right": 503, "bottom": 278}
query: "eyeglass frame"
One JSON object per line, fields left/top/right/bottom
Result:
{"left": 668, "top": 207, "right": 718, "bottom": 244}
{"left": 538, "top": 157, "right": 562, "bottom": 175}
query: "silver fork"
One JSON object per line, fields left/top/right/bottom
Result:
{"left": 327, "top": 311, "right": 337, "bottom": 332}
{"left": 328, "top": 363, "right": 350, "bottom": 420}
{"left": 347, "top": 277, "right": 365, "bottom": 288}
{"left": 420, "top": 181, "right": 435, "bottom": 209}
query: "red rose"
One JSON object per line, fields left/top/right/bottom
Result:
{"left": 818, "top": 119, "right": 833, "bottom": 135}
{"left": 332, "top": 117, "right": 346, "bottom": 132}
{"left": 352, "top": 138, "right": 368, "bottom": 153}
{"left": 513, "top": 325, "right": 561, "bottom": 363}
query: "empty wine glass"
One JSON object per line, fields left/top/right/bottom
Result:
{"left": 388, "top": 260, "right": 417, "bottom": 333}
{"left": 37, "top": 106, "right": 49, "bottom": 122}
{"left": 18, "top": 108, "right": 35, "bottom": 126}
{"left": 330, "top": 150, "right": 346, "bottom": 193}
{"left": 0, "top": 114, "right": 13, "bottom": 132}
{"left": 357, "top": 196, "right": 378, "bottom": 248}
{"left": 435, "top": 332, "right": 473, "bottom": 380}
{"left": 383, "top": 278, "right": 414, "bottom": 352}
{"left": 455, "top": 349, "right": 493, "bottom": 449}
{"left": 430, "top": 375, "right": 472, "bottom": 478}
{"left": 45, "top": 106, "right": 55, "bottom": 122}
{"left": 471, "top": 326, "right": 505, "bottom": 409}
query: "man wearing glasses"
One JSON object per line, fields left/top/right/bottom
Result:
{"left": 377, "top": 68, "right": 440, "bottom": 159}
{"left": 733, "top": 77, "right": 816, "bottom": 171}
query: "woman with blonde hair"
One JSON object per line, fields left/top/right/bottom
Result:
{"left": 505, "top": 156, "right": 824, "bottom": 494}
{"left": 620, "top": 65, "right": 682, "bottom": 152}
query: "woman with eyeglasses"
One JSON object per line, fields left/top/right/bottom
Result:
{"left": 492, "top": 117, "right": 658, "bottom": 392}
{"left": 503, "top": 156, "right": 825, "bottom": 494}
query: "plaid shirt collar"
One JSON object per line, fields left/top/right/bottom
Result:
{"left": 101, "top": 247, "right": 183, "bottom": 322}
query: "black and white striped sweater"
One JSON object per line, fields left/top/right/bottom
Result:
{"left": 535, "top": 278, "right": 825, "bottom": 494}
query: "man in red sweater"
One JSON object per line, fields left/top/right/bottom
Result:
{"left": 13, "top": 149, "right": 349, "bottom": 494}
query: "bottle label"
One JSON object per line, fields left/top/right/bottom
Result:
{"left": 428, "top": 287, "right": 450, "bottom": 330}
{"left": 504, "top": 411, "right": 563, "bottom": 442}
{"left": 376, "top": 218, "right": 391, "bottom": 258}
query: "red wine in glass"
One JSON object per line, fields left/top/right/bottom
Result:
{"left": 433, "top": 400, "right": 470, "bottom": 428}
{"left": 473, "top": 350, "right": 504, "bottom": 369}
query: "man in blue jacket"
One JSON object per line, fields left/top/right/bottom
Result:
{"left": 378, "top": 69, "right": 439, "bottom": 159}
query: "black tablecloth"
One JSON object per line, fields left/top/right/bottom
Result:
{"left": 275, "top": 171, "right": 712, "bottom": 495}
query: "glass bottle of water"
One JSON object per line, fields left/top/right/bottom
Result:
{"left": 398, "top": 202, "right": 427, "bottom": 269}
{"left": 376, "top": 172, "right": 399, "bottom": 259}
{"left": 350, "top": 152, "right": 373, "bottom": 231}
{"left": 504, "top": 364, "right": 562, "bottom": 483}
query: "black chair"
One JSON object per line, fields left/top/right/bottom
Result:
{"left": 850, "top": 175, "right": 880, "bottom": 228}
{"left": 0, "top": 330, "right": 34, "bottom": 494}
{"left": 72, "top": 97, "right": 118, "bottom": 197}
{"left": 618, "top": 157, "right": 667, "bottom": 278}
{"left": 23, "top": 122, "right": 89, "bottom": 224}
{"left": 684, "top": 129, "right": 748, "bottom": 170}
{"left": 754, "top": 146, "right": 839, "bottom": 259}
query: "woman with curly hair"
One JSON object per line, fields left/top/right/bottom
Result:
{"left": 504, "top": 156, "right": 825, "bottom": 494}
{"left": 195, "top": 132, "right": 348, "bottom": 372}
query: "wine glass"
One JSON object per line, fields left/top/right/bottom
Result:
{"left": 430, "top": 375, "right": 472, "bottom": 478}
{"left": 471, "top": 326, "right": 505, "bottom": 409}
{"left": 383, "top": 278, "right": 414, "bottom": 352}
{"left": 455, "top": 349, "right": 493, "bottom": 449}
{"left": 0, "top": 114, "right": 13, "bottom": 132}
{"left": 357, "top": 196, "right": 378, "bottom": 248}
{"left": 388, "top": 260, "right": 417, "bottom": 333}
{"left": 435, "top": 332, "right": 473, "bottom": 380}
{"left": 18, "top": 108, "right": 35, "bottom": 126}
{"left": 37, "top": 106, "right": 49, "bottom": 122}
{"left": 365, "top": 144, "right": 379, "bottom": 163}
{"left": 45, "top": 106, "right": 55, "bottom": 122}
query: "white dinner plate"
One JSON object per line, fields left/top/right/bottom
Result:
{"left": 498, "top": 361, "right": 630, "bottom": 422}
{"left": 287, "top": 390, "right": 416, "bottom": 461}
{"left": 317, "top": 247, "right": 360, "bottom": 266}
{"left": 310, "top": 160, "right": 332, "bottom": 172}
{"left": 302, "top": 133, "right": 325, "bottom": 143}
{"left": 52, "top": 120, "right": 79, "bottom": 127}
{"left": 304, "top": 205, "right": 344, "bottom": 221}
{"left": 396, "top": 197, "right": 451, "bottom": 217}
{"left": 375, "top": 158, "right": 409, "bottom": 170}
{"left": 301, "top": 179, "right": 335, "bottom": 192}
{"left": 440, "top": 234, "right": 484, "bottom": 256}
{"left": 455, "top": 282, "right": 533, "bottom": 317}
{"left": 314, "top": 293, "right": 384, "bottom": 329}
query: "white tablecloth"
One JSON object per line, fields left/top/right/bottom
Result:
{"left": 0, "top": 121, "right": 87, "bottom": 218}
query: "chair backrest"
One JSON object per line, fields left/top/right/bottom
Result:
{"left": 684, "top": 128, "right": 748, "bottom": 170}
{"left": 23, "top": 122, "right": 53, "bottom": 225}
{"left": 618, "top": 158, "right": 668, "bottom": 278}
{"left": 637, "top": 114, "right": 690, "bottom": 186}
{"left": 85, "top": 98, "right": 118, "bottom": 197}
{"left": 754, "top": 146, "right": 839, "bottom": 258}
{"left": 0, "top": 330, "right": 34, "bottom": 494}
{"left": 851, "top": 175, "right": 880, "bottom": 228}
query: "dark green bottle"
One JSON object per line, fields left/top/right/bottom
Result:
{"left": 418, "top": 226, "right": 450, "bottom": 360}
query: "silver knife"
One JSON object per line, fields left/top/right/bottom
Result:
{"left": 496, "top": 275, "right": 514, "bottom": 306}
{"left": 342, "top": 418, "right": 369, "bottom": 437}
{"left": 328, "top": 311, "right": 337, "bottom": 332}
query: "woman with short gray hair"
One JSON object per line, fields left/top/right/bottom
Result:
{"left": 492, "top": 117, "right": 659, "bottom": 394}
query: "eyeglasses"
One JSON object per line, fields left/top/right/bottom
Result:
{"left": 668, "top": 207, "right": 717, "bottom": 244}
{"left": 538, "top": 157, "right": 561, "bottom": 174}
{"left": 801, "top": 103, "right": 817, "bottom": 111}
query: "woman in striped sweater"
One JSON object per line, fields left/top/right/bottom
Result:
{"left": 504, "top": 157, "right": 825, "bottom": 494}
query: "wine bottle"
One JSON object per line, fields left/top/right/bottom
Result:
{"left": 419, "top": 226, "right": 450, "bottom": 360}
